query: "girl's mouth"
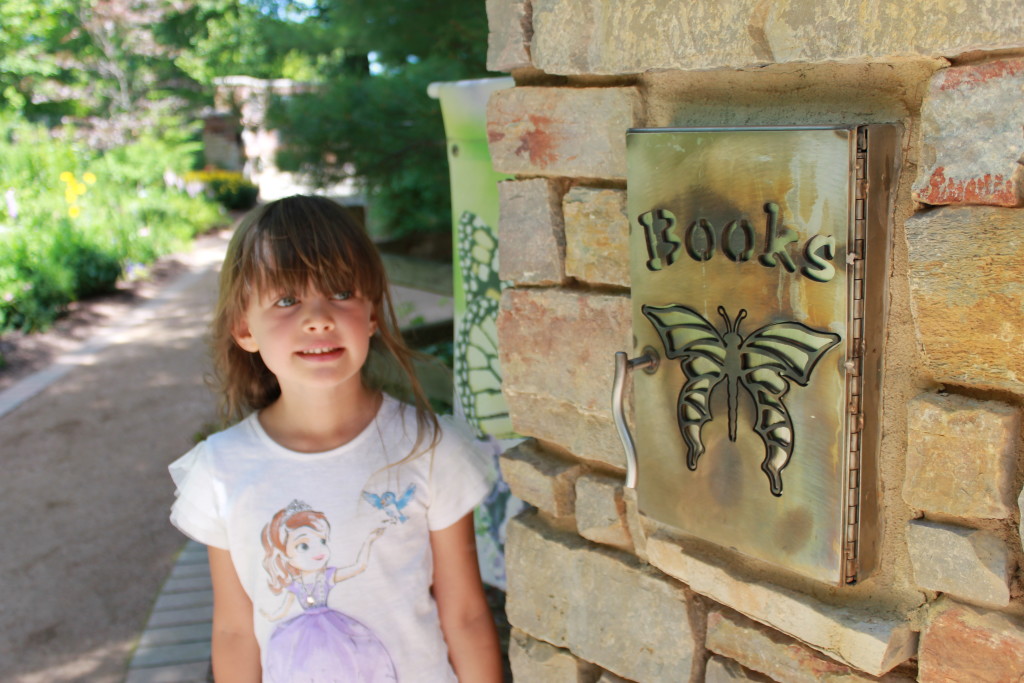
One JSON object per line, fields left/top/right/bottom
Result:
{"left": 298, "top": 347, "right": 342, "bottom": 357}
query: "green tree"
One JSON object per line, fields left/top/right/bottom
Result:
{"left": 271, "top": 0, "right": 491, "bottom": 239}
{"left": 0, "top": 0, "right": 77, "bottom": 118}
{"left": 1, "top": 0, "right": 203, "bottom": 146}
{"left": 1, "top": 0, "right": 325, "bottom": 146}
{"left": 165, "top": 0, "right": 332, "bottom": 85}
{"left": 321, "top": 0, "right": 487, "bottom": 69}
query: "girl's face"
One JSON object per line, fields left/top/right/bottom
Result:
{"left": 285, "top": 525, "right": 330, "bottom": 572}
{"left": 233, "top": 284, "right": 377, "bottom": 399}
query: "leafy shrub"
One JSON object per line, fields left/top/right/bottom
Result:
{"left": 185, "top": 169, "right": 259, "bottom": 210}
{"left": 0, "top": 113, "right": 225, "bottom": 334}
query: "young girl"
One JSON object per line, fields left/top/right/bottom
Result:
{"left": 168, "top": 195, "right": 502, "bottom": 682}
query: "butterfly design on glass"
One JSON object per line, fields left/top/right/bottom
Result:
{"left": 362, "top": 483, "right": 417, "bottom": 524}
{"left": 455, "top": 211, "right": 514, "bottom": 439}
{"left": 641, "top": 304, "right": 841, "bottom": 497}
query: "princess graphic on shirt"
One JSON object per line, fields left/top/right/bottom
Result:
{"left": 260, "top": 499, "right": 396, "bottom": 683}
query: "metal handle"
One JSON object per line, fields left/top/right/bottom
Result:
{"left": 612, "top": 349, "right": 658, "bottom": 489}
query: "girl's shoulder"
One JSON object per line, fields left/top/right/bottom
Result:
{"left": 172, "top": 414, "right": 264, "bottom": 477}
{"left": 376, "top": 393, "right": 429, "bottom": 436}
{"left": 200, "top": 413, "right": 262, "bottom": 453}
{"left": 376, "top": 394, "right": 483, "bottom": 463}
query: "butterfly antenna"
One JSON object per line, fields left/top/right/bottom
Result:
{"left": 734, "top": 309, "right": 747, "bottom": 334}
{"left": 717, "top": 306, "right": 732, "bottom": 332}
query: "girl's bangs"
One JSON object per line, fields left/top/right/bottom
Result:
{"left": 242, "top": 219, "right": 382, "bottom": 303}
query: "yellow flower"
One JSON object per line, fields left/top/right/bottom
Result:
{"left": 59, "top": 171, "right": 73, "bottom": 183}
{"left": 65, "top": 188, "right": 78, "bottom": 204}
{"left": 82, "top": 172, "right": 97, "bottom": 184}
{"left": 68, "top": 205, "right": 81, "bottom": 219}
{"left": 75, "top": 182, "right": 87, "bottom": 196}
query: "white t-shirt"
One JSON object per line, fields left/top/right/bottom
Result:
{"left": 168, "top": 395, "right": 491, "bottom": 682}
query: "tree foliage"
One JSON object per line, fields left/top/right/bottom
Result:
{"left": 1, "top": 0, "right": 492, "bottom": 239}
{"left": 320, "top": 0, "right": 488, "bottom": 69}
{"left": 271, "top": 0, "right": 492, "bottom": 238}
{"left": 1, "top": 0, "right": 324, "bottom": 146}
{"left": 165, "top": 0, "right": 332, "bottom": 85}
{"left": 0, "top": 0, "right": 78, "bottom": 117}
{"left": 2, "top": 0, "right": 197, "bottom": 145}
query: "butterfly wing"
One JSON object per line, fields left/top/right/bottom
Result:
{"left": 455, "top": 211, "right": 515, "bottom": 439}
{"left": 457, "top": 211, "right": 502, "bottom": 299}
{"left": 641, "top": 304, "right": 727, "bottom": 470}
{"left": 455, "top": 296, "right": 514, "bottom": 437}
{"left": 739, "top": 321, "right": 841, "bottom": 496}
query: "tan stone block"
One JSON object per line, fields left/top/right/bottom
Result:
{"left": 621, "top": 486, "right": 649, "bottom": 563}
{"left": 570, "top": 541, "right": 695, "bottom": 681}
{"left": 508, "top": 629, "right": 597, "bottom": 682}
{"left": 505, "top": 514, "right": 586, "bottom": 646}
{"left": 902, "top": 392, "right": 1020, "bottom": 519}
{"left": 499, "top": 288, "right": 631, "bottom": 414}
{"left": 498, "top": 178, "right": 566, "bottom": 285}
{"left": 486, "top": 0, "right": 532, "bottom": 72}
{"left": 643, "top": 62, "right": 938, "bottom": 131}
{"left": 645, "top": 533, "right": 918, "bottom": 676}
{"left": 574, "top": 473, "right": 631, "bottom": 551}
{"left": 705, "top": 655, "right": 773, "bottom": 682}
{"left": 498, "top": 288, "right": 632, "bottom": 466}
{"left": 707, "top": 608, "right": 911, "bottom": 683}
{"left": 530, "top": 0, "right": 1024, "bottom": 75}
{"left": 487, "top": 87, "right": 642, "bottom": 179}
{"left": 919, "top": 598, "right": 1024, "bottom": 682}
{"left": 906, "top": 520, "right": 1011, "bottom": 607}
{"left": 500, "top": 439, "right": 581, "bottom": 518}
{"left": 913, "top": 59, "right": 1024, "bottom": 207}
{"left": 906, "top": 207, "right": 1024, "bottom": 393}
{"left": 507, "top": 513, "right": 697, "bottom": 680}
{"left": 504, "top": 389, "right": 624, "bottom": 469}
{"left": 563, "top": 187, "right": 630, "bottom": 288}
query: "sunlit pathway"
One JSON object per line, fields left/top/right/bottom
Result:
{"left": 0, "top": 233, "right": 228, "bottom": 683}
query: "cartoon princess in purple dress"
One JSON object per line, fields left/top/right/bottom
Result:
{"left": 260, "top": 500, "right": 396, "bottom": 682}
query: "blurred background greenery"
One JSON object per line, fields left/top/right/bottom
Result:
{"left": 0, "top": 0, "right": 490, "bottom": 346}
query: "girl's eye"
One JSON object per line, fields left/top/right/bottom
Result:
{"left": 297, "top": 542, "right": 309, "bottom": 552}
{"left": 331, "top": 291, "right": 352, "bottom": 301}
{"left": 274, "top": 296, "right": 298, "bottom": 308}
{"left": 320, "top": 538, "right": 327, "bottom": 546}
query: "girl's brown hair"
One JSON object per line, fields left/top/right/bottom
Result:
{"left": 210, "top": 195, "right": 440, "bottom": 455}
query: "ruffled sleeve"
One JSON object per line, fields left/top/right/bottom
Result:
{"left": 168, "top": 442, "right": 229, "bottom": 549}
{"left": 425, "top": 415, "right": 495, "bottom": 531}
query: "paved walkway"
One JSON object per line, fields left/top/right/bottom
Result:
{"left": 0, "top": 230, "right": 453, "bottom": 682}
{"left": 124, "top": 541, "right": 213, "bottom": 683}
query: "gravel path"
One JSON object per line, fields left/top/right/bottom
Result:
{"left": 0, "top": 232, "right": 228, "bottom": 682}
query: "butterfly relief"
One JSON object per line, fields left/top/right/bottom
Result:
{"left": 642, "top": 304, "right": 841, "bottom": 497}
{"left": 454, "top": 211, "right": 513, "bottom": 438}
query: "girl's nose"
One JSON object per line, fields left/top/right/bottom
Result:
{"left": 303, "top": 301, "right": 335, "bottom": 332}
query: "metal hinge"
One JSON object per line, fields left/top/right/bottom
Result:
{"left": 845, "top": 127, "right": 869, "bottom": 584}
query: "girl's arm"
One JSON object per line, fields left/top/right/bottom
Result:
{"left": 209, "top": 547, "right": 261, "bottom": 682}
{"left": 431, "top": 513, "right": 504, "bottom": 682}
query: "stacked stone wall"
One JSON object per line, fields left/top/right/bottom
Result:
{"left": 486, "top": 1, "right": 1024, "bottom": 680}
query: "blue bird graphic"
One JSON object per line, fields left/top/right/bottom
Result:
{"left": 362, "top": 483, "right": 417, "bottom": 524}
